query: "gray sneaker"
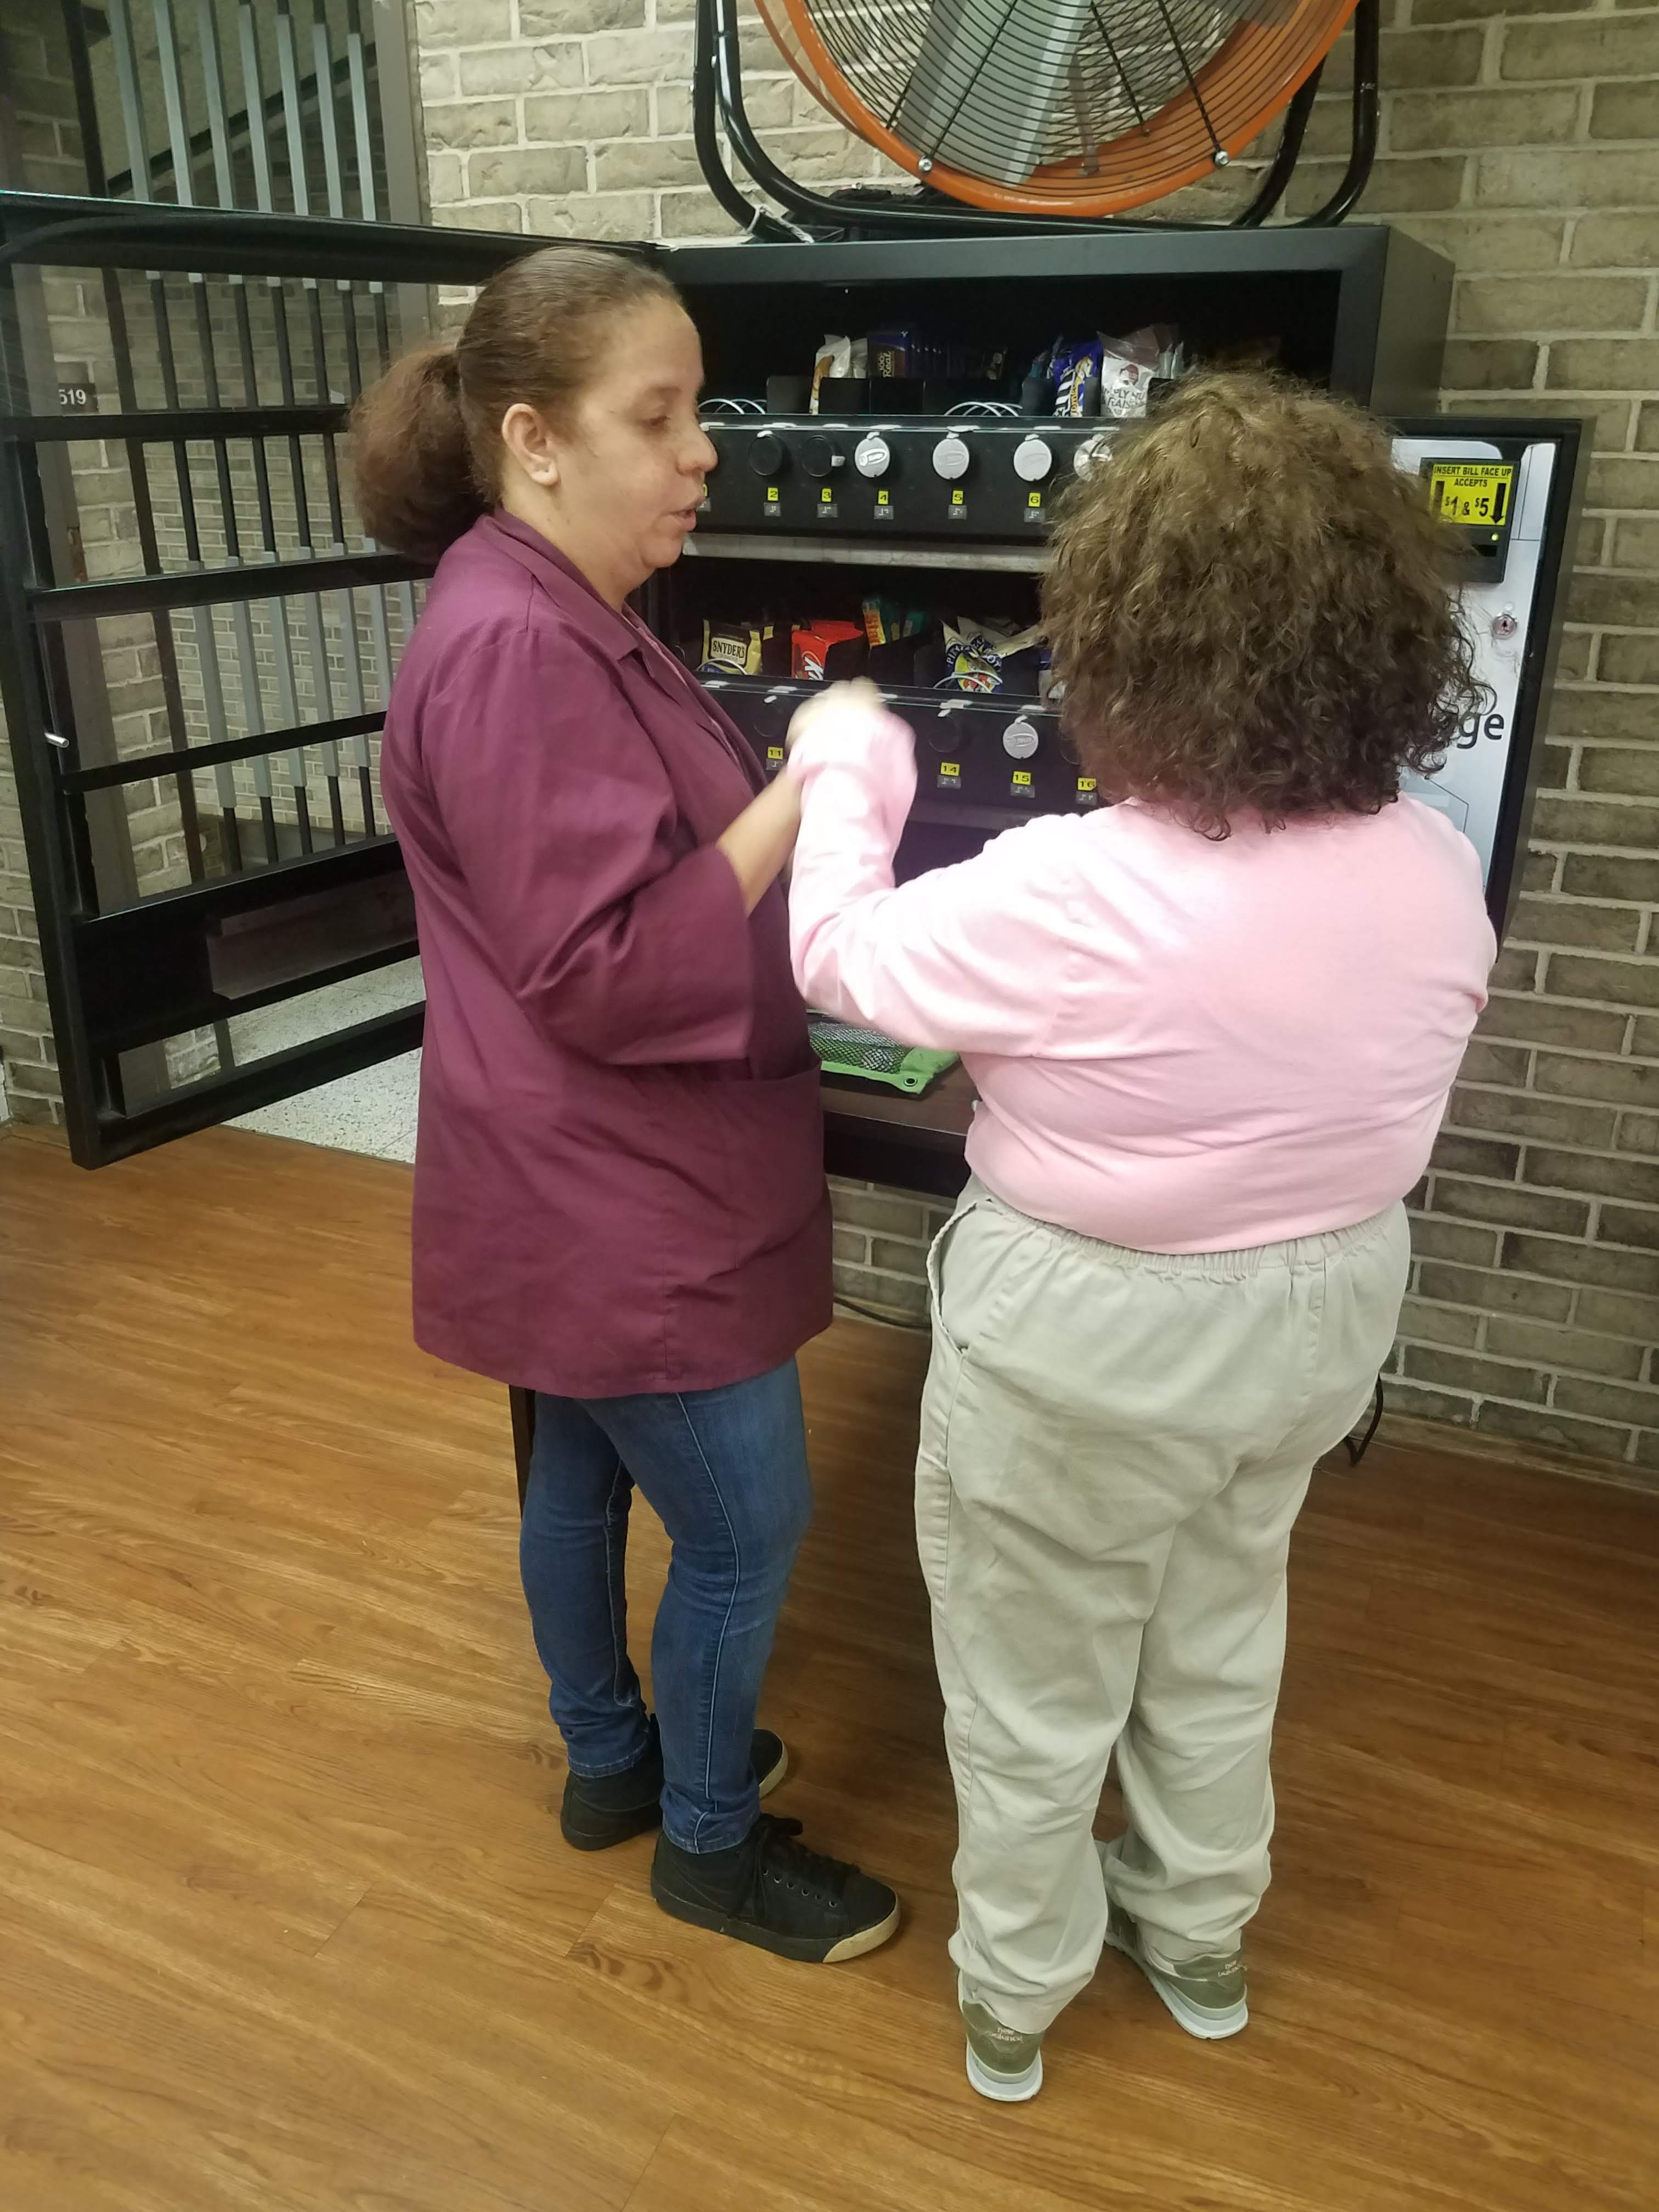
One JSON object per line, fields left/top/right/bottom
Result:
{"left": 960, "top": 1978, "right": 1045, "bottom": 2102}
{"left": 1103, "top": 1898, "right": 1248, "bottom": 2040}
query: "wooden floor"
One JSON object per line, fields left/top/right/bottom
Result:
{"left": 1, "top": 1124, "right": 1655, "bottom": 2212}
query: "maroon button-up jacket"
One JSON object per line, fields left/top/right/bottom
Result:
{"left": 380, "top": 512, "right": 832, "bottom": 1398}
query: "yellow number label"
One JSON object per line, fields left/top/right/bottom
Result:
{"left": 820, "top": 487, "right": 833, "bottom": 504}
{"left": 939, "top": 762, "right": 960, "bottom": 778}
{"left": 1012, "top": 771, "right": 1033, "bottom": 787}
{"left": 765, "top": 486, "right": 779, "bottom": 501}
{"left": 766, "top": 746, "right": 785, "bottom": 762}
{"left": 877, "top": 489, "right": 890, "bottom": 506}
{"left": 1027, "top": 491, "right": 1042, "bottom": 509}
{"left": 1077, "top": 777, "right": 1097, "bottom": 793}
{"left": 951, "top": 488, "right": 965, "bottom": 505}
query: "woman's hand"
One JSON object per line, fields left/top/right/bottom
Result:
{"left": 786, "top": 678, "right": 886, "bottom": 758}
{"left": 716, "top": 770, "right": 803, "bottom": 915}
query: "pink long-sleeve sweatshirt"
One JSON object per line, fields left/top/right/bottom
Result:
{"left": 788, "top": 693, "right": 1495, "bottom": 1255}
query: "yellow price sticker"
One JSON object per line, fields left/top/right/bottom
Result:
{"left": 1428, "top": 461, "right": 1513, "bottom": 528}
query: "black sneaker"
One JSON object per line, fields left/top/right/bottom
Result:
{"left": 651, "top": 1813, "right": 900, "bottom": 1964}
{"left": 559, "top": 1717, "right": 788, "bottom": 1852}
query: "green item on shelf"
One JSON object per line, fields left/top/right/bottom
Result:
{"left": 809, "top": 1017, "right": 958, "bottom": 1097}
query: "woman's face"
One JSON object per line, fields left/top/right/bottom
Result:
{"left": 504, "top": 298, "right": 716, "bottom": 608}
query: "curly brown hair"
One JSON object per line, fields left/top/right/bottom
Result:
{"left": 1041, "top": 373, "right": 1485, "bottom": 840}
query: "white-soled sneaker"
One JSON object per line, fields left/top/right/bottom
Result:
{"left": 960, "top": 1977, "right": 1045, "bottom": 2102}
{"left": 1102, "top": 1896, "right": 1248, "bottom": 2040}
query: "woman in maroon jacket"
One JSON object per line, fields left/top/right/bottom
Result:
{"left": 353, "top": 247, "right": 897, "bottom": 1965}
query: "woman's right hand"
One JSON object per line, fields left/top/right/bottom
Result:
{"left": 786, "top": 678, "right": 887, "bottom": 758}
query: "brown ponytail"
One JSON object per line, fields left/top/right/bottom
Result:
{"left": 350, "top": 246, "right": 681, "bottom": 563}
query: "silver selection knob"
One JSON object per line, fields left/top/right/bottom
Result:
{"left": 854, "top": 432, "right": 892, "bottom": 479}
{"left": 932, "top": 432, "right": 972, "bottom": 481}
{"left": 1073, "top": 433, "right": 1113, "bottom": 482}
{"left": 1013, "top": 435, "right": 1053, "bottom": 483}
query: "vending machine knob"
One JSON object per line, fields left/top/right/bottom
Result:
{"left": 932, "top": 432, "right": 972, "bottom": 481}
{"left": 854, "top": 432, "right": 892, "bottom": 479}
{"left": 1013, "top": 434, "right": 1053, "bottom": 483}
{"left": 799, "top": 433, "right": 843, "bottom": 479}
{"left": 748, "top": 431, "right": 787, "bottom": 476}
{"left": 1073, "top": 433, "right": 1113, "bottom": 482}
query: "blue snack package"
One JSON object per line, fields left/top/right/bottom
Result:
{"left": 1054, "top": 338, "right": 1104, "bottom": 418}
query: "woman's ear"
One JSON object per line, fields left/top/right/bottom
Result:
{"left": 500, "top": 402, "right": 561, "bottom": 490}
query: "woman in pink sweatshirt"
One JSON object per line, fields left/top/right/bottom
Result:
{"left": 786, "top": 375, "right": 1495, "bottom": 2102}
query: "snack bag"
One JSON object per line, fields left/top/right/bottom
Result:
{"left": 810, "top": 335, "right": 867, "bottom": 413}
{"left": 1053, "top": 338, "right": 1104, "bottom": 418}
{"left": 861, "top": 596, "right": 930, "bottom": 647}
{"left": 936, "top": 616, "right": 1045, "bottom": 693}
{"left": 1098, "top": 324, "right": 1181, "bottom": 420}
{"left": 698, "top": 618, "right": 768, "bottom": 678}
{"left": 792, "top": 618, "right": 865, "bottom": 681}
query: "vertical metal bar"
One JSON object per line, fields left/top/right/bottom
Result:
{"left": 106, "top": 0, "right": 153, "bottom": 205}
{"left": 343, "top": 0, "right": 391, "bottom": 370}
{"left": 275, "top": 2, "right": 311, "bottom": 218}
{"left": 197, "top": 0, "right": 237, "bottom": 206}
{"left": 306, "top": 0, "right": 371, "bottom": 755}
{"left": 363, "top": 0, "right": 430, "bottom": 361}
{"left": 101, "top": 0, "right": 207, "bottom": 883}
{"left": 151, "top": 0, "right": 195, "bottom": 204}
{"left": 61, "top": 2, "right": 114, "bottom": 196}
{"left": 245, "top": 0, "right": 323, "bottom": 849}
{"left": 195, "top": 0, "right": 264, "bottom": 866}
{"left": 238, "top": 0, "right": 276, "bottom": 212}
{"left": 142, "top": 26, "right": 234, "bottom": 881}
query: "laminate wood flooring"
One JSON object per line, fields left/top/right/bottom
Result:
{"left": 1, "top": 1125, "right": 1654, "bottom": 2211}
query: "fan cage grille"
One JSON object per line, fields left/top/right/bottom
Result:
{"left": 762, "top": 0, "right": 1359, "bottom": 214}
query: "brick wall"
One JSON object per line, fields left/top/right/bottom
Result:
{"left": 405, "top": 1, "right": 1659, "bottom": 1482}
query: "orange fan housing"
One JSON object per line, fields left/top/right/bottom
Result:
{"left": 755, "top": 0, "right": 1360, "bottom": 218}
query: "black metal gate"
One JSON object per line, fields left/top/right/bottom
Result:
{"left": 0, "top": 189, "right": 649, "bottom": 1165}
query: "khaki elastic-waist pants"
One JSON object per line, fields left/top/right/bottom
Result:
{"left": 915, "top": 1178, "right": 1409, "bottom": 2037}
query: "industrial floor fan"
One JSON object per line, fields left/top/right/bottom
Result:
{"left": 693, "top": 0, "right": 1378, "bottom": 238}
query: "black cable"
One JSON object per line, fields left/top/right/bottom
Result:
{"left": 1345, "top": 1375, "right": 1385, "bottom": 1467}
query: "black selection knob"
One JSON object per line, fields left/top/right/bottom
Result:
{"left": 798, "top": 433, "right": 843, "bottom": 480}
{"left": 748, "top": 431, "right": 786, "bottom": 476}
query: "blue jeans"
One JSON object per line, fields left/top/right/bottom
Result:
{"left": 520, "top": 1360, "right": 814, "bottom": 1853}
